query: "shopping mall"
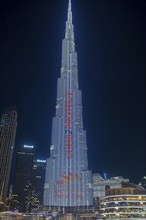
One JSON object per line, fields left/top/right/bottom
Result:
{"left": 99, "top": 185, "right": 146, "bottom": 219}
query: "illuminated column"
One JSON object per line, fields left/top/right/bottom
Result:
{"left": 44, "top": 0, "right": 93, "bottom": 207}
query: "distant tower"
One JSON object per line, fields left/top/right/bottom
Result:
{"left": 30, "top": 159, "right": 46, "bottom": 210}
{"left": 0, "top": 107, "right": 17, "bottom": 204}
{"left": 11, "top": 145, "right": 34, "bottom": 212}
{"left": 44, "top": 0, "right": 93, "bottom": 207}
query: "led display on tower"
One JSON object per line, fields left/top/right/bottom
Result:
{"left": 44, "top": 0, "right": 93, "bottom": 207}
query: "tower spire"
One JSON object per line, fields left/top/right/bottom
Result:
{"left": 67, "top": 0, "right": 72, "bottom": 24}
{"left": 65, "top": 0, "right": 74, "bottom": 42}
{"left": 68, "top": 0, "right": 71, "bottom": 11}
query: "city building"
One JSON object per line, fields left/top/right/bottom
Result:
{"left": 44, "top": 0, "right": 93, "bottom": 207}
{"left": 8, "top": 185, "right": 13, "bottom": 200}
{"left": 93, "top": 174, "right": 129, "bottom": 208}
{"left": 140, "top": 176, "right": 146, "bottom": 190}
{"left": 0, "top": 107, "right": 17, "bottom": 208}
{"left": 99, "top": 183, "right": 146, "bottom": 219}
{"left": 11, "top": 145, "right": 34, "bottom": 213}
{"left": 93, "top": 173, "right": 129, "bottom": 199}
{"left": 30, "top": 159, "right": 46, "bottom": 210}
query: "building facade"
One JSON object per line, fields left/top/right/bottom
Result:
{"left": 93, "top": 174, "right": 129, "bottom": 208}
{"left": 11, "top": 145, "right": 34, "bottom": 212}
{"left": 93, "top": 174, "right": 129, "bottom": 198}
{"left": 44, "top": 0, "right": 93, "bottom": 207}
{"left": 0, "top": 107, "right": 17, "bottom": 205}
{"left": 99, "top": 185, "right": 146, "bottom": 219}
{"left": 31, "top": 159, "right": 46, "bottom": 210}
{"left": 141, "top": 177, "right": 146, "bottom": 190}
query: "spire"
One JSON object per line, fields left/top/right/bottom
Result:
{"left": 67, "top": 0, "right": 72, "bottom": 24}
{"left": 68, "top": 0, "right": 71, "bottom": 11}
{"left": 65, "top": 0, "right": 75, "bottom": 50}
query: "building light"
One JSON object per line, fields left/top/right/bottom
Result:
{"left": 24, "top": 145, "right": 34, "bottom": 149}
{"left": 50, "top": 145, "right": 55, "bottom": 150}
{"left": 37, "top": 159, "right": 46, "bottom": 163}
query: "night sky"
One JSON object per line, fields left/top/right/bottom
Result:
{"left": 0, "top": 0, "right": 145, "bottom": 184}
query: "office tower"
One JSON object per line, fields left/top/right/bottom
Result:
{"left": 11, "top": 145, "right": 34, "bottom": 213}
{"left": 44, "top": 0, "right": 93, "bottom": 207}
{"left": 30, "top": 159, "right": 46, "bottom": 210}
{"left": 0, "top": 107, "right": 17, "bottom": 205}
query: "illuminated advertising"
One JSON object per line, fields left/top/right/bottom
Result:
{"left": 24, "top": 145, "right": 34, "bottom": 149}
{"left": 65, "top": 92, "right": 73, "bottom": 159}
{"left": 56, "top": 172, "right": 81, "bottom": 184}
{"left": 37, "top": 159, "right": 46, "bottom": 163}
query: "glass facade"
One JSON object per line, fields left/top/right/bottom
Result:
{"left": 0, "top": 107, "right": 17, "bottom": 204}
{"left": 44, "top": 0, "right": 93, "bottom": 207}
{"left": 93, "top": 174, "right": 129, "bottom": 198}
{"left": 11, "top": 146, "right": 34, "bottom": 212}
{"left": 30, "top": 160, "right": 46, "bottom": 210}
{"left": 99, "top": 191, "right": 146, "bottom": 219}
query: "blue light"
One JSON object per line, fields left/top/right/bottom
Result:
{"left": 37, "top": 159, "right": 46, "bottom": 163}
{"left": 24, "top": 145, "right": 34, "bottom": 149}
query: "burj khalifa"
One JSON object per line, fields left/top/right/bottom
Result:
{"left": 44, "top": 0, "right": 93, "bottom": 207}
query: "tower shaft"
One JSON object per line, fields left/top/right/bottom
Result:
{"left": 44, "top": 0, "right": 93, "bottom": 207}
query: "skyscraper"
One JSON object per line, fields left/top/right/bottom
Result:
{"left": 11, "top": 145, "right": 34, "bottom": 212}
{"left": 0, "top": 107, "right": 17, "bottom": 205}
{"left": 44, "top": 0, "right": 93, "bottom": 207}
{"left": 30, "top": 159, "right": 46, "bottom": 210}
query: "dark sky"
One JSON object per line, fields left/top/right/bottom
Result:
{"left": 0, "top": 0, "right": 145, "bottom": 184}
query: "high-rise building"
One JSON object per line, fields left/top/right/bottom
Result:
{"left": 30, "top": 159, "right": 46, "bottom": 210}
{"left": 44, "top": 0, "right": 93, "bottom": 207}
{"left": 0, "top": 107, "right": 17, "bottom": 205}
{"left": 11, "top": 145, "right": 34, "bottom": 212}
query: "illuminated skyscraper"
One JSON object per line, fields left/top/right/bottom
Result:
{"left": 0, "top": 107, "right": 17, "bottom": 205}
{"left": 11, "top": 145, "right": 34, "bottom": 212}
{"left": 44, "top": 0, "right": 93, "bottom": 207}
{"left": 30, "top": 159, "right": 46, "bottom": 210}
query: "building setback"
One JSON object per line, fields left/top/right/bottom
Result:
{"left": 44, "top": 0, "right": 93, "bottom": 207}
{"left": 11, "top": 145, "right": 34, "bottom": 212}
{"left": 0, "top": 107, "right": 17, "bottom": 205}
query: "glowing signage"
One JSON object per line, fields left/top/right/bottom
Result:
{"left": 37, "top": 159, "right": 46, "bottom": 163}
{"left": 55, "top": 188, "right": 82, "bottom": 199}
{"left": 65, "top": 92, "right": 73, "bottom": 159}
{"left": 24, "top": 145, "right": 34, "bottom": 149}
{"left": 56, "top": 173, "right": 81, "bottom": 184}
